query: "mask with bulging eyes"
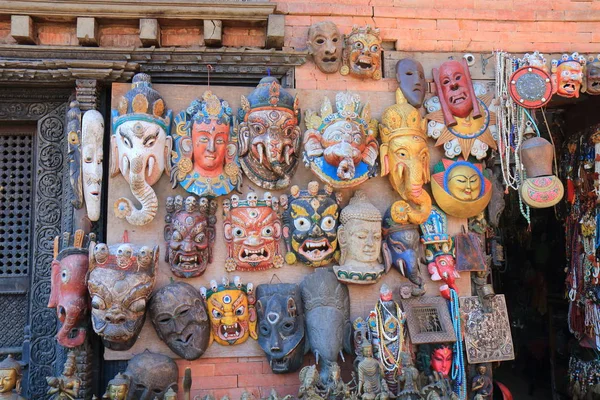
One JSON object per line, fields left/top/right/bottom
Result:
{"left": 551, "top": 53, "right": 586, "bottom": 98}
{"left": 256, "top": 283, "right": 306, "bottom": 374}
{"left": 124, "top": 351, "right": 178, "bottom": 400}
{"left": 87, "top": 241, "right": 157, "bottom": 350}
{"left": 341, "top": 25, "right": 382, "bottom": 80}
{"left": 307, "top": 21, "right": 343, "bottom": 74}
{"left": 149, "top": 281, "right": 210, "bottom": 360}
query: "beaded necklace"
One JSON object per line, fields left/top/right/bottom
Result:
{"left": 373, "top": 300, "right": 404, "bottom": 373}
{"left": 449, "top": 288, "right": 466, "bottom": 400}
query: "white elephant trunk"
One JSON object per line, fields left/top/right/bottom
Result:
{"left": 114, "top": 156, "right": 158, "bottom": 226}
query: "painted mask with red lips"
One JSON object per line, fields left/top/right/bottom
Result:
{"left": 223, "top": 192, "right": 283, "bottom": 272}
{"left": 551, "top": 53, "right": 586, "bottom": 98}
{"left": 164, "top": 195, "right": 217, "bottom": 278}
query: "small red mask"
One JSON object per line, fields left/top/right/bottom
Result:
{"left": 192, "top": 121, "right": 230, "bottom": 175}
{"left": 438, "top": 61, "right": 473, "bottom": 118}
{"left": 431, "top": 345, "right": 453, "bottom": 377}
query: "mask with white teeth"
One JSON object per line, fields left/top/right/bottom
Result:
{"left": 340, "top": 25, "right": 382, "bottom": 80}
{"left": 201, "top": 277, "right": 257, "bottom": 346}
{"left": 223, "top": 192, "right": 283, "bottom": 272}
{"left": 282, "top": 181, "right": 341, "bottom": 267}
{"left": 149, "top": 281, "right": 210, "bottom": 360}
{"left": 551, "top": 53, "right": 585, "bottom": 99}
{"left": 164, "top": 195, "right": 217, "bottom": 278}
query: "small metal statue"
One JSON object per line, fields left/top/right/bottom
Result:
{"left": 164, "top": 194, "right": 217, "bottom": 278}
{"left": 471, "top": 365, "right": 492, "bottom": 400}
{"left": 281, "top": 181, "right": 342, "bottom": 267}
{"left": 110, "top": 73, "right": 172, "bottom": 226}
{"left": 303, "top": 92, "right": 378, "bottom": 188}
{"left": 397, "top": 352, "right": 422, "bottom": 400}
{"left": 46, "top": 352, "right": 81, "bottom": 400}
{"left": 200, "top": 276, "right": 257, "bottom": 346}
{"left": 170, "top": 91, "right": 241, "bottom": 197}
{"left": 301, "top": 268, "right": 352, "bottom": 386}
{"left": 88, "top": 240, "right": 157, "bottom": 350}
{"left": 340, "top": 25, "right": 382, "bottom": 80}
{"left": 334, "top": 190, "right": 385, "bottom": 284}
{"left": 307, "top": 22, "right": 343, "bottom": 74}
{"left": 48, "top": 230, "right": 94, "bottom": 348}
{"left": 238, "top": 76, "right": 301, "bottom": 190}
{"left": 102, "top": 373, "right": 130, "bottom": 400}
{"left": 149, "top": 281, "right": 210, "bottom": 361}
{"left": 123, "top": 351, "right": 178, "bottom": 400}
{"left": 256, "top": 283, "right": 307, "bottom": 373}
{"left": 0, "top": 355, "right": 26, "bottom": 400}
{"left": 81, "top": 109, "right": 104, "bottom": 221}
{"left": 381, "top": 206, "right": 425, "bottom": 296}
{"left": 357, "top": 345, "right": 391, "bottom": 400}
{"left": 379, "top": 89, "right": 431, "bottom": 225}
{"left": 472, "top": 269, "right": 495, "bottom": 313}
{"left": 396, "top": 58, "right": 427, "bottom": 109}
{"left": 551, "top": 52, "right": 586, "bottom": 98}
{"left": 223, "top": 192, "right": 283, "bottom": 272}
{"left": 66, "top": 100, "right": 83, "bottom": 210}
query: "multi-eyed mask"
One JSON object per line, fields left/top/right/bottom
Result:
{"left": 584, "top": 55, "right": 600, "bottom": 95}
{"left": 256, "top": 283, "right": 306, "bottom": 374}
{"left": 81, "top": 110, "right": 104, "bottom": 222}
{"left": 304, "top": 92, "right": 378, "bottom": 188}
{"left": 427, "top": 60, "right": 497, "bottom": 160}
{"left": 340, "top": 25, "right": 382, "bottom": 80}
{"left": 87, "top": 241, "right": 157, "bottom": 350}
{"left": 381, "top": 207, "right": 425, "bottom": 296}
{"left": 170, "top": 91, "right": 241, "bottom": 197}
{"left": 420, "top": 206, "right": 459, "bottom": 299}
{"left": 307, "top": 21, "right": 343, "bottom": 74}
{"left": 124, "top": 351, "right": 178, "bottom": 400}
{"left": 282, "top": 181, "right": 341, "bottom": 267}
{"left": 223, "top": 192, "right": 283, "bottom": 272}
{"left": 551, "top": 53, "right": 586, "bottom": 98}
{"left": 431, "top": 157, "right": 492, "bottom": 218}
{"left": 379, "top": 89, "right": 431, "bottom": 225}
{"left": 238, "top": 77, "right": 301, "bottom": 190}
{"left": 334, "top": 190, "right": 385, "bottom": 285}
{"left": 396, "top": 58, "right": 427, "bottom": 109}
{"left": 48, "top": 230, "right": 94, "bottom": 348}
{"left": 164, "top": 194, "right": 217, "bottom": 278}
{"left": 110, "top": 73, "right": 172, "bottom": 226}
{"left": 149, "top": 281, "right": 210, "bottom": 360}
{"left": 200, "top": 277, "right": 257, "bottom": 346}
{"left": 66, "top": 101, "right": 84, "bottom": 210}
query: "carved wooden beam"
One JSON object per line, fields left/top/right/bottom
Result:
{"left": 204, "top": 20, "right": 222, "bottom": 47}
{"left": 75, "top": 79, "right": 100, "bottom": 110}
{"left": 140, "top": 19, "right": 160, "bottom": 47}
{"left": 0, "top": 0, "right": 276, "bottom": 22}
{"left": 77, "top": 17, "right": 99, "bottom": 46}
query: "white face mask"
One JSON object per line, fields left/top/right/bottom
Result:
{"left": 81, "top": 110, "right": 104, "bottom": 222}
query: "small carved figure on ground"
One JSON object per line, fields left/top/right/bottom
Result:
{"left": 0, "top": 356, "right": 26, "bottom": 400}
{"left": 471, "top": 365, "right": 492, "bottom": 400}
{"left": 357, "top": 345, "right": 390, "bottom": 400}
{"left": 398, "top": 352, "right": 422, "bottom": 400}
{"left": 46, "top": 352, "right": 81, "bottom": 400}
{"left": 101, "top": 373, "right": 130, "bottom": 400}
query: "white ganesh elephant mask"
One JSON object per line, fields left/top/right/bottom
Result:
{"left": 110, "top": 73, "right": 172, "bottom": 226}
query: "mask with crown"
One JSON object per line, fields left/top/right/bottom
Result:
{"left": 340, "top": 25, "right": 382, "bottom": 80}
{"left": 303, "top": 92, "right": 379, "bottom": 188}
{"left": 238, "top": 77, "right": 301, "bottom": 190}
{"left": 551, "top": 52, "right": 586, "bottom": 98}
{"left": 110, "top": 73, "right": 172, "bottom": 226}
{"left": 380, "top": 89, "right": 431, "bottom": 225}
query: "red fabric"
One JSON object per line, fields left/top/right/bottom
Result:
{"left": 495, "top": 381, "right": 513, "bottom": 400}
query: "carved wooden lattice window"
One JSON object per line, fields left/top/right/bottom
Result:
{"left": 0, "top": 129, "right": 34, "bottom": 277}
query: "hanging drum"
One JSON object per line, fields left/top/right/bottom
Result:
{"left": 508, "top": 66, "right": 553, "bottom": 108}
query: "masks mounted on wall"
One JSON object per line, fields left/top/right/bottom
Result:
{"left": 87, "top": 240, "right": 157, "bottom": 350}
{"left": 81, "top": 110, "right": 104, "bottom": 222}
{"left": 66, "top": 100, "right": 84, "bottom": 210}
{"left": 519, "top": 136, "right": 564, "bottom": 208}
{"left": 149, "top": 281, "right": 210, "bottom": 361}
{"left": 307, "top": 21, "right": 343, "bottom": 74}
{"left": 431, "top": 157, "right": 492, "bottom": 219}
{"left": 200, "top": 276, "right": 257, "bottom": 346}
{"left": 301, "top": 268, "right": 352, "bottom": 385}
{"left": 396, "top": 58, "right": 427, "bottom": 109}
{"left": 334, "top": 190, "right": 384, "bottom": 284}
{"left": 124, "top": 351, "right": 178, "bottom": 400}
{"left": 420, "top": 206, "right": 459, "bottom": 298}
{"left": 164, "top": 194, "right": 217, "bottom": 278}
{"left": 223, "top": 192, "right": 283, "bottom": 272}
{"left": 238, "top": 77, "right": 301, "bottom": 190}
{"left": 340, "top": 25, "right": 382, "bottom": 80}
{"left": 256, "top": 283, "right": 306, "bottom": 374}
{"left": 426, "top": 60, "right": 497, "bottom": 160}
{"left": 48, "top": 230, "right": 94, "bottom": 348}
{"left": 551, "top": 52, "right": 586, "bottom": 98}
{"left": 281, "top": 181, "right": 341, "bottom": 267}
{"left": 304, "top": 92, "right": 379, "bottom": 188}
{"left": 110, "top": 73, "right": 172, "bottom": 226}
{"left": 170, "top": 91, "right": 241, "bottom": 197}
{"left": 381, "top": 207, "right": 425, "bottom": 296}
{"left": 379, "top": 89, "right": 431, "bottom": 225}
{"left": 584, "top": 55, "right": 600, "bottom": 95}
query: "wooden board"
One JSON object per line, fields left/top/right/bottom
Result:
{"left": 105, "top": 83, "right": 472, "bottom": 361}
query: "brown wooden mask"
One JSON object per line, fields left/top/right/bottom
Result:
{"left": 48, "top": 230, "right": 94, "bottom": 348}
{"left": 164, "top": 195, "right": 217, "bottom": 278}
{"left": 124, "top": 351, "right": 178, "bottom": 400}
{"left": 307, "top": 21, "right": 343, "bottom": 74}
{"left": 87, "top": 241, "right": 157, "bottom": 350}
{"left": 584, "top": 56, "right": 600, "bottom": 95}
